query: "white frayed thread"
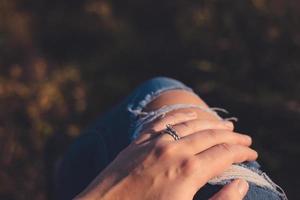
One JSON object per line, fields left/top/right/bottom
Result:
{"left": 127, "top": 108, "right": 148, "bottom": 117}
{"left": 210, "top": 107, "right": 239, "bottom": 122}
{"left": 129, "top": 104, "right": 240, "bottom": 140}
{"left": 261, "top": 172, "right": 288, "bottom": 200}
{"left": 128, "top": 89, "right": 286, "bottom": 199}
{"left": 210, "top": 107, "right": 229, "bottom": 114}
{"left": 223, "top": 117, "right": 239, "bottom": 122}
{"left": 208, "top": 165, "right": 288, "bottom": 200}
{"left": 129, "top": 104, "right": 224, "bottom": 139}
{"left": 127, "top": 86, "right": 195, "bottom": 118}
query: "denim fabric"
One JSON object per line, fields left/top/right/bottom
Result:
{"left": 55, "top": 77, "right": 287, "bottom": 200}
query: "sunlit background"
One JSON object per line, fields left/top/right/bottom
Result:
{"left": 0, "top": 0, "right": 299, "bottom": 199}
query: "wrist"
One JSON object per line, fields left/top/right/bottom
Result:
{"left": 74, "top": 170, "right": 132, "bottom": 200}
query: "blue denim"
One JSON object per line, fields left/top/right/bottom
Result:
{"left": 55, "top": 77, "right": 287, "bottom": 200}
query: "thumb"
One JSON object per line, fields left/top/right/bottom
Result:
{"left": 209, "top": 179, "right": 249, "bottom": 200}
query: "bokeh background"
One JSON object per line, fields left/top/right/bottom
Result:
{"left": 0, "top": 0, "right": 299, "bottom": 199}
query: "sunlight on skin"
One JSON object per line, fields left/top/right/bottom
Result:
{"left": 143, "top": 89, "right": 224, "bottom": 123}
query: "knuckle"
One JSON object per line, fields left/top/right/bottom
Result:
{"left": 181, "top": 121, "right": 190, "bottom": 128}
{"left": 238, "top": 148, "right": 249, "bottom": 160}
{"left": 164, "top": 116, "right": 176, "bottom": 124}
{"left": 168, "top": 113, "right": 177, "bottom": 120}
{"left": 239, "top": 147, "right": 257, "bottom": 161}
{"left": 174, "top": 111, "right": 188, "bottom": 118}
{"left": 206, "top": 129, "right": 219, "bottom": 140}
{"left": 154, "top": 143, "right": 175, "bottom": 158}
{"left": 181, "top": 158, "right": 198, "bottom": 175}
{"left": 148, "top": 125, "right": 160, "bottom": 132}
{"left": 172, "top": 111, "right": 192, "bottom": 122}
{"left": 218, "top": 143, "right": 233, "bottom": 154}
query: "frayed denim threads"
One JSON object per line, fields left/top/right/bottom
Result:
{"left": 126, "top": 77, "right": 288, "bottom": 200}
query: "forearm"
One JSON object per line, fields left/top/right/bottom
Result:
{"left": 74, "top": 150, "right": 143, "bottom": 200}
{"left": 74, "top": 169, "right": 123, "bottom": 200}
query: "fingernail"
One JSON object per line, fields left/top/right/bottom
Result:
{"left": 224, "top": 121, "right": 233, "bottom": 128}
{"left": 237, "top": 179, "right": 249, "bottom": 196}
{"left": 243, "top": 135, "right": 252, "bottom": 143}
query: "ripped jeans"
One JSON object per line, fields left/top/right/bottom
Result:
{"left": 55, "top": 77, "right": 287, "bottom": 200}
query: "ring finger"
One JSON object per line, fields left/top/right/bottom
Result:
{"left": 168, "top": 119, "right": 233, "bottom": 138}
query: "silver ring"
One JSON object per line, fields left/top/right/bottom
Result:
{"left": 162, "top": 124, "right": 181, "bottom": 141}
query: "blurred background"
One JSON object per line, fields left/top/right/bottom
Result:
{"left": 0, "top": 0, "right": 299, "bottom": 199}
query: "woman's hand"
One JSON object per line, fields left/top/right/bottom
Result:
{"left": 75, "top": 112, "right": 256, "bottom": 200}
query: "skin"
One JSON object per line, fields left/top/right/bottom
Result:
{"left": 75, "top": 90, "right": 257, "bottom": 200}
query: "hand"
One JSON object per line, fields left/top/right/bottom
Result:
{"left": 140, "top": 111, "right": 250, "bottom": 200}
{"left": 135, "top": 111, "right": 234, "bottom": 143}
{"left": 75, "top": 112, "right": 257, "bottom": 200}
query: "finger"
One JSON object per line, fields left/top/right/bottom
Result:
{"left": 143, "top": 111, "right": 198, "bottom": 133}
{"left": 147, "top": 119, "right": 234, "bottom": 144}
{"left": 170, "top": 119, "right": 234, "bottom": 137}
{"left": 209, "top": 179, "right": 249, "bottom": 200}
{"left": 135, "top": 111, "right": 197, "bottom": 143}
{"left": 177, "top": 129, "right": 252, "bottom": 154}
{"left": 196, "top": 144, "right": 258, "bottom": 182}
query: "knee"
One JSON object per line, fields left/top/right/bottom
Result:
{"left": 140, "top": 76, "right": 190, "bottom": 92}
{"left": 142, "top": 89, "right": 206, "bottom": 112}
